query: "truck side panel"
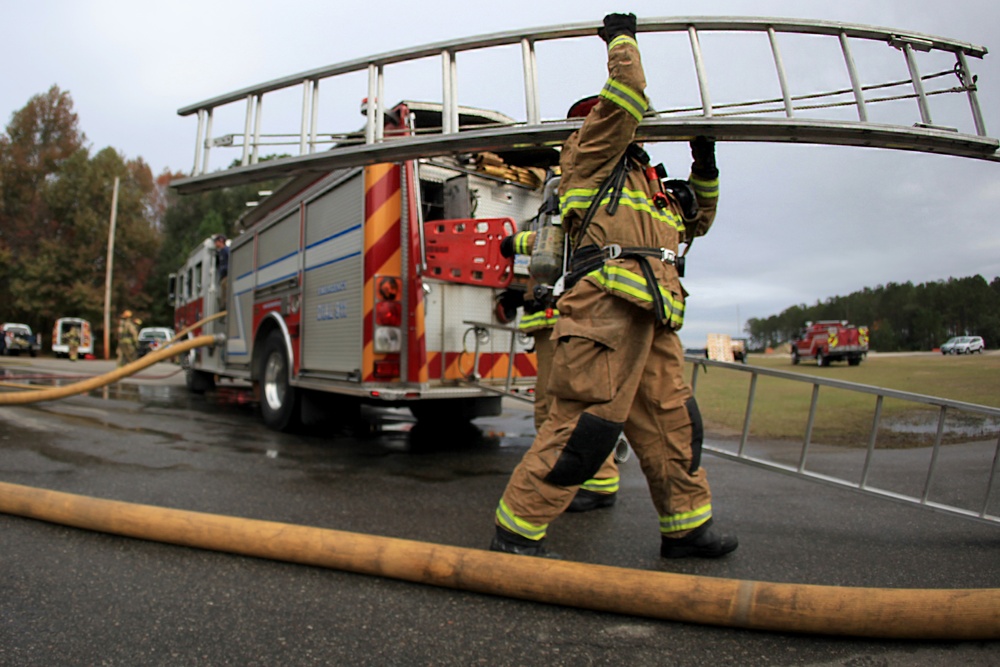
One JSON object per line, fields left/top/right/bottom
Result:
{"left": 227, "top": 242, "right": 255, "bottom": 364}
{"left": 302, "top": 172, "right": 365, "bottom": 374}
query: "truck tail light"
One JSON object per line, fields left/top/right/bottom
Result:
{"left": 373, "top": 276, "right": 402, "bottom": 355}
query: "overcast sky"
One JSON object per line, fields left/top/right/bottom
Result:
{"left": 3, "top": 1, "right": 998, "bottom": 346}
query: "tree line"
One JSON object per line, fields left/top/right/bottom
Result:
{"left": 0, "top": 87, "right": 272, "bottom": 355}
{"left": 745, "top": 275, "right": 1000, "bottom": 352}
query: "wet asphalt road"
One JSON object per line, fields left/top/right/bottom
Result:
{"left": 0, "top": 357, "right": 998, "bottom": 666}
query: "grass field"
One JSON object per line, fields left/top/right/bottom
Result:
{"left": 686, "top": 351, "right": 1000, "bottom": 447}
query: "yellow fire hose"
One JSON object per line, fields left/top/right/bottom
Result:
{"left": 0, "top": 311, "right": 227, "bottom": 404}
{"left": 0, "top": 334, "right": 221, "bottom": 405}
{"left": 0, "top": 481, "right": 996, "bottom": 640}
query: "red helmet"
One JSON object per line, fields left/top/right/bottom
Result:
{"left": 566, "top": 95, "right": 599, "bottom": 119}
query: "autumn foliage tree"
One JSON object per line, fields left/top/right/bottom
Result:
{"left": 0, "top": 86, "right": 160, "bottom": 354}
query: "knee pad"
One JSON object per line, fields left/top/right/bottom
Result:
{"left": 545, "top": 412, "right": 623, "bottom": 487}
{"left": 686, "top": 396, "right": 704, "bottom": 474}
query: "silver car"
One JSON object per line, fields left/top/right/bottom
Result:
{"left": 940, "top": 335, "right": 985, "bottom": 354}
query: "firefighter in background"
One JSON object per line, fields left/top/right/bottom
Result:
{"left": 499, "top": 228, "right": 621, "bottom": 512}
{"left": 116, "top": 310, "right": 138, "bottom": 366}
{"left": 490, "top": 13, "right": 737, "bottom": 559}
{"left": 66, "top": 325, "right": 81, "bottom": 362}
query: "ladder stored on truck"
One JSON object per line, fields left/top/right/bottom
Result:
{"left": 173, "top": 16, "right": 995, "bottom": 193}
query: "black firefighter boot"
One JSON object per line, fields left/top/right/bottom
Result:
{"left": 566, "top": 489, "right": 618, "bottom": 512}
{"left": 660, "top": 519, "right": 738, "bottom": 559}
{"left": 489, "top": 526, "right": 561, "bottom": 559}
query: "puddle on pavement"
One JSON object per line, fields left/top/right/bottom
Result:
{"left": 882, "top": 410, "right": 1000, "bottom": 439}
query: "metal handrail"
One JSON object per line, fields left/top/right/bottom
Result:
{"left": 686, "top": 355, "right": 1000, "bottom": 526}
{"left": 173, "top": 16, "right": 995, "bottom": 193}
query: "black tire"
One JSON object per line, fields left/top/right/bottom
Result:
{"left": 848, "top": 357, "right": 861, "bottom": 366}
{"left": 259, "top": 330, "right": 299, "bottom": 432}
{"left": 791, "top": 350, "right": 800, "bottom": 365}
{"left": 186, "top": 367, "right": 216, "bottom": 394}
{"left": 816, "top": 351, "right": 826, "bottom": 367}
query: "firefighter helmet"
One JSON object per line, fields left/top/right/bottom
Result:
{"left": 121, "top": 310, "right": 132, "bottom": 318}
{"left": 566, "top": 95, "right": 599, "bottom": 119}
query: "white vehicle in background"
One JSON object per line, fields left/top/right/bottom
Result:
{"left": 940, "top": 336, "right": 985, "bottom": 354}
{"left": 51, "top": 317, "right": 94, "bottom": 358}
{"left": 1, "top": 323, "right": 41, "bottom": 357}
{"left": 137, "top": 327, "right": 177, "bottom": 358}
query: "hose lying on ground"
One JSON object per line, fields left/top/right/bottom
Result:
{"left": 0, "top": 334, "right": 221, "bottom": 405}
{"left": 0, "top": 480, "right": 996, "bottom": 640}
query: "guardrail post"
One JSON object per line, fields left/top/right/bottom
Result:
{"left": 252, "top": 94, "right": 264, "bottom": 165}
{"left": 201, "top": 109, "right": 213, "bottom": 175}
{"left": 299, "top": 79, "right": 312, "bottom": 155}
{"left": 309, "top": 80, "right": 320, "bottom": 153}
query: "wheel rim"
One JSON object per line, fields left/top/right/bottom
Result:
{"left": 263, "top": 350, "right": 286, "bottom": 411}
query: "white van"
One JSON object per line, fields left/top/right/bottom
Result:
{"left": 52, "top": 317, "right": 94, "bottom": 358}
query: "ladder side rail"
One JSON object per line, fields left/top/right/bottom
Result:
{"left": 175, "top": 17, "right": 988, "bottom": 117}
{"left": 766, "top": 27, "right": 795, "bottom": 118}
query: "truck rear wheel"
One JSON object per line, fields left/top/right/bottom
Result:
{"left": 791, "top": 349, "right": 800, "bottom": 365}
{"left": 816, "top": 351, "right": 827, "bottom": 367}
{"left": 259, "top": 330, "right": 300, "bottom": 432}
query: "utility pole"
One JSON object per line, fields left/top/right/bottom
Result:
{"left": 103, "top": 177, "right": 120, "bottom": 360}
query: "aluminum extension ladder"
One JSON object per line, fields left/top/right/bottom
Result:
{"left": 173, "top": 16, "right": 996, "bottom": 194}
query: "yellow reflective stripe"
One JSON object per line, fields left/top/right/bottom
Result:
{"left": 560, "top": 188, "right": 684, "bottom": 232}
{"left": 599, "top": 78, "right": 647, "bottom": 122}
{"left": 495, "top": 498, "right": 547, "bottom": 541}
{"left": 659, "top": 503, "right": 712, "bottom": 534}
{"left": 580, "top": 476, "right": 620, "bottom": 494}
{"left": 588, "top": 265, "right": 685, "bottom": 328}
{"left": 518, "top": 310, "right": 559, "bottom": 330}
{"left": 513, "top": 231, "right": 534, "bottom": 255}
{"left": 689, "top": 174, "right": 719, "bottom": 199}
{"left": 608, "top": 35, "right": 638, "bottom": 51}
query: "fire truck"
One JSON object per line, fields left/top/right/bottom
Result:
{"left": 172, "top": 101, "right": 550, "bottom": 431}
{"left": 791, "top": 320, "right": 870, "bottom": 367}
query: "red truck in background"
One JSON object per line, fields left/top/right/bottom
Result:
{"left": 791, "top": 320, "right": 869, "bottom": 367}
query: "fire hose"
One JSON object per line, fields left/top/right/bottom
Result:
{"left": 0, "top": 480, "right": 996, "bottom": 640}
{"left": 1, "top": 312, "right": 997, "bottom": 638}
{"left": 0, "top": 334, "right": 222, "bottom": 405}
{"left": 0, "top": 312, "right": 227, "bottom": 404}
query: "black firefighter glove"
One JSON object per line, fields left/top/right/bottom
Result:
{"left": 495, "top": 289, "right": 524, "bottom": 324}
{"left": 690, "top": 136, "right": 718, "bottom": 179}
{"left": 598, "top": 13, "right": 637, "bottom": 44}
{"left": 499, "top": 235, "right": 516, "bottom": 259}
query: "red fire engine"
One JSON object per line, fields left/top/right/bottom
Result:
{"left": 791, "top": 320, "right": 870, "bottom": 367}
